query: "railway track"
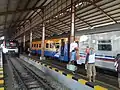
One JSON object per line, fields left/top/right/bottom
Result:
{"left": 6, "top": 56, "right": 54, "bottom": 90}
{"left": 30, "top": 56, "right": 119, "bottom": 89}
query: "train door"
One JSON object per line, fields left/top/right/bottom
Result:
{"left": 60, "top": 38, "right": 69, "bottom": 61}
{"left": 60, "top": 39, "right": 65, "bottom": 57}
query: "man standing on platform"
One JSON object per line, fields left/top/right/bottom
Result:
{"left": 86, "top": 48, "right": 96, "bottom": 82}
{"left": 69, "top": 41, "right": 78, "bottom": 64}
{"left": 68, "top": 41, "right": 78, "bottom": 74}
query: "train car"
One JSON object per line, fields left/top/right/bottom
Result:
{"left": 32, "top": 38, "right": 69, "bottom": 61}
{"left": 76, "top": 30, "right": 120, "bottom": 71}
{"left": 1, "top": 40, "right": 19, "bottom": 56}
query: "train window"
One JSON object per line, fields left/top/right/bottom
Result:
{"left": 98, "top": 40, "right": 111, "bottom": 43}
{"left": 36, "top": 44, "right": 38, "bottom": 48}
{"left": 98, "top": 44, "right": 112, "bottom": 51}
{"left": 39, "top": 44, "right": 41, "bottom": 48}
{"left": 56, "top": 45, "right": 60, "bottom": 48}
{"left": 46, "top": 43, "right": 49, "bottom": 48}
{"left": 5, "top": 41, "right": 18, "bottom": 47}
{"left": 56, "top": 43, "right": 59, "bottom": 45}
{"left": 50, "top": 43, "right": 55, "bottom": 48}
{"left": 55, "top": 43, "right": 59, "bottom": 48}
{"left": 34, "top": 44, "right": 36, "bottom": 47}
{"left": 50, "top": 43, "right": 52, "bottom": 48}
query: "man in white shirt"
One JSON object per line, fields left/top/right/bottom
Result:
{"left": 69, "top": 41, "right": 78, "bottom": 63}
{"left": 86, "top": 48, "right": 96, "bottom": 82}
{"left": 70, "top": 41, "right": 78, "bottom": 52}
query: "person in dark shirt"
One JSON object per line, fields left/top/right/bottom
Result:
{"left": 115, "top": 54, "right": 120, "bottom": 88}
{"left": 85, "top": 46, "right": 90, "bottom": 64}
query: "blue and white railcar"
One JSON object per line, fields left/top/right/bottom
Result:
{"left": 77, "top": 31, "right": 120, "bottom": 71}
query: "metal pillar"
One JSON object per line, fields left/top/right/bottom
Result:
{"left": 40, "top": 22, "right": 45, "bottom": 60}
{"left": 23, "top": 34, "right": 25, "bottom": 51}
{"left": 70, "top": 1, "right": 75, "bottom": 43}
{"left": 69, "top": 1, "right": 75, "bottom": 60}
{"left": 30, "top": 30, "right": 32, "bottom": 49}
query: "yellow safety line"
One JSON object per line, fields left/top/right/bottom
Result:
{"left": 0, "top": 71, "right": 3, "bottom": 74}
{"left": 52, "top": 68, "right": 57, "bottom": 70}
{"left": 25, "top": 56, "right": 110, "bottom": 90}
{"left": 47, "top": 65, "right": 50, "bottom": 68}
{"left": 0, "top": 68, "right": 3, "bottom": 71}
{"left": 0, "top": 87, "right": 4, "bottom": 90}
{"left": 67, "top": 74, "right": 73, "bottom": 79}
{"left": 0, "top": 80, "right": 4, "bottom": 85}
{"left": 78, "top": 79, "right": 87, "bottom": 85}
{"left": 94, "top": 85, "right": 108, "bottom": 90}
{"left": 59, "top": 70, "right": 63, "bottom": 74}
{"left": 0, "top": 75, "right": 3, "bottom": 78}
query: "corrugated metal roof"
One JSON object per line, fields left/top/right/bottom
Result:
{"left": 0, "top": 0, "right": 119, "bottom": 39}
{"left": 0, "top": 0, "right": 48, "bottom": 37}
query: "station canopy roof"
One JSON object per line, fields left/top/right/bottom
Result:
{"left": 0, "top": 0, "right": 119, "bottom": 40}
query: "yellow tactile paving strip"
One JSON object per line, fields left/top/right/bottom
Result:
{"left": 0, "top": 75, "right": 3, "bottom": 78}
{"left": 0, "top": 67, "right": 4, "bottom": 90}
{"left": 0, "top": 87, "right": 4, "bottom": 90}
{"left": 29, "top": 58, "right": 108, "bottom": 90}
{"left": 0, "top": 52, "right": 5, "bottom": 90}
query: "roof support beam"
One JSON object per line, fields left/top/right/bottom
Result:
{"left": 76, "top": 16, "right": 92, "bottom": 27}
{"left": 13, "top": 0, "right": 32, "bottom": 28}
{"left": 34, "top": 27, "right": 51, "bottom": 36}
{"left": 33, "top": 31, "right": 42, "bottom": 37}
{"left": 4, "top": 0, "right": 10, "bottom": 29}
{"left": 0, "top": 6, "right": 46, "bottom": 16}
{"left": 89, "top": 0, "right": 117, "bottom": 23}
{"left": 0, "top": 19, "right": 29, "bottom": 26}
{"left": 16, "top": 0, "right": 47, "bottom": 28}
{"left": 33, "top": 10, "right": 55, "bottom": 36}
{"left": 47, "top": 23, "right": 64, "bottom": 33}
{"left": 53, "top": 18, "right": 70, "bottom": 28}
{"left": 9, "top": 0, "right": 23, "bottom": 28}
{"left": 33, "top": 33, "right": 41, "bottom": 39}
{"left": 47, "top": 19, "right": 70, "bottom": 30}
{"left": 45, "top": 27, "right": 58, "bottom": 34}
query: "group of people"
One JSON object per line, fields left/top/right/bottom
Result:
{"left": 70, "top": 41, "right": 120, "bottom": 88}
{"left": 69, "top": 41, "right": 96, "bottom": 82}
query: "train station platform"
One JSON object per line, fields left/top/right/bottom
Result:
{"left": 20, "top": 54, "right": 119, "bottom": 90}
{"left": 0, "top": 52, "right": 4, "bottom": 90}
